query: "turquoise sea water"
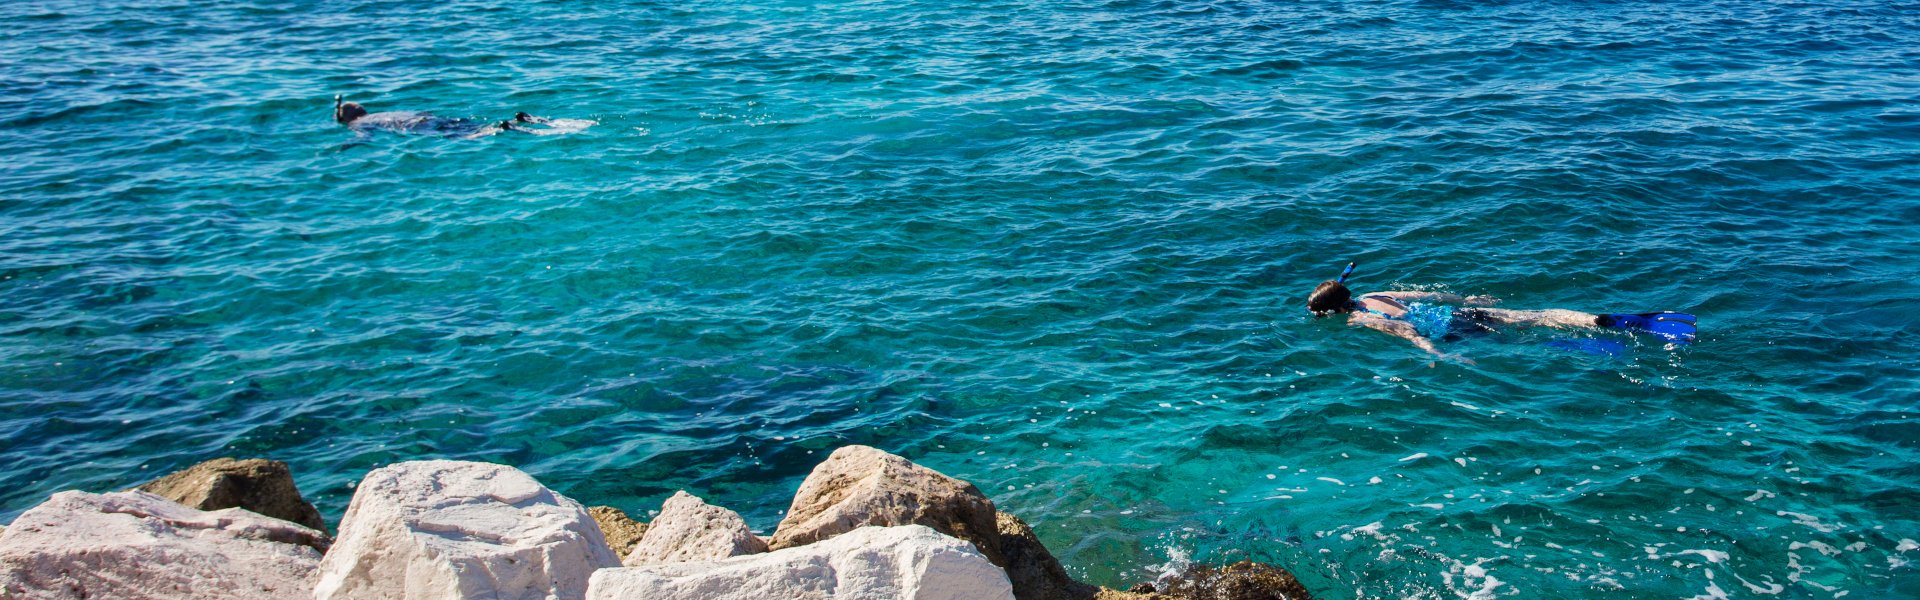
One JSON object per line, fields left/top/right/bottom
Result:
{"left": 4, "top": 0, "right": 1919, "bottom": 596}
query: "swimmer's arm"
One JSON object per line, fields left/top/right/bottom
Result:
{"left": 1367, "top": 291, "right": 1499, "bottom": 306}
{"left": 1352, "top": 314, "right": 1476, "bottom": 364}
{"left": 1351, "top": 313, "right": 1443, "bottom": 357}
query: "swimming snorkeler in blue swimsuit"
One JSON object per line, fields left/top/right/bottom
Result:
{"left": 333, "top": 95, "right": 557, "bottom": 139}
{"left": 1308, "top": 263, "right": 1696, "bottom": 363}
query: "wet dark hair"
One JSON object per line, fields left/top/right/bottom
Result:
{"left": 335, "top": 101, "right": 368, "bottom": 124}
{"left": 1307, "top": 280, "right": 1351, "bottom": 315}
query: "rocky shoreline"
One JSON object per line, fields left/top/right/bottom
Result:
{"left": 0, "top": 445, "right": 1312, "bottom": 600}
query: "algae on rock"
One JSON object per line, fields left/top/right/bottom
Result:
{"left": 589, "top": 505, "right": 648, "bottom": 561}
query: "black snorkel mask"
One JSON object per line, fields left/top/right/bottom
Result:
{"left": 1308, "top": 262, "right": 1358, "bottom": 317}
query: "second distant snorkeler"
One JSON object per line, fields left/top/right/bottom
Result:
{"left": 1308, "top": 263, "right": 1697, "bottom": 363}
{"left": 333, "top": 95, "right": 564, "bottom": 139}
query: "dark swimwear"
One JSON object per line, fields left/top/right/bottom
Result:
{"left": 344, "top": 111, "right": 513, "bottom": 138}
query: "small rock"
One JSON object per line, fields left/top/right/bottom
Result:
{"left": 0, "top": 490, "right": 325, "bottom": 600}
{"left": 136, "top": 457, "right": 327, "bottom": 531}
{"left": 770, "top": 445, "right": 1002, "bottom": 566}
{"left": 588, "top": 524, "right": 1013, "bottom": 600}
{"left": 590, "top": 505, "right": 648, "bottom": 561}
{"left": 1148, "top": 561, "right": 1314, "bottom": 600}
{"left": 313, "top": 460, "right": 619, "bottom": 600}
{"left": 623, "top": 491, "right": 767, "bottom": 566}
{"left": 996, "top": 511, "right": 1099, "bottom": 600}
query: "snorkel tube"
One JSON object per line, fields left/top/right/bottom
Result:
{"left": 1337, "top": 262, "right": 1356, "bottom": 284}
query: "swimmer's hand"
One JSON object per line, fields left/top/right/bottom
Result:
{"left": 1463, "top": 295, "right": 1499, "bottom": 306}
{"left": 1430, "top": 352, "right": 1476, "bottom": 366}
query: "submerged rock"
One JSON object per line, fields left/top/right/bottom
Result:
{"left": 136, "top": 457, "right": 327, "bottom": 531}
{"left": 1132, "top": 561, "right": 1313, "bottom": 600}
{"left": 623, "top": 491, "right": 767, "bottom": 566}
{"left": 313, "top": 460, "right": 619, "bottom": 600}
{"left": 590, "top": 505, "right": 648, "bottom": 561}
{"left": 997, "top": 511, "right": 1100, "bottom": 600}
{"left": 588, "top": 524, "right": 1012, "bottom": 600}
{"left": 0, "top": 490, "right": 324, "bottom": 600}
{"left": 770, "top": 445, "right": 1003, "bottom": 565}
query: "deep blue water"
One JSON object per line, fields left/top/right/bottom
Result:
{"left": 4, "top": 0, "right": 1919, "bottom": 596}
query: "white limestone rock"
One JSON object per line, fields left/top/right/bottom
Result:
{"left": 313, "top": 460, "right": 620, "bottom": 600}
{"left": 623, "top": 491, "right": 767, "bottom": 566}
{"left": 0, "top": 490, "right": 324, "bottom": 600}
{"left": 588, "top": 524, "right": 1013, "bottom": 600}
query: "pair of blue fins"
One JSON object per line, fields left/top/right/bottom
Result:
{"left": 1549, "top": 312, "right": 1695, "bottom": 357}
{"left": 1543, "top": 311, "right": 1697, "bottom": 357}
{"left": 1596, "top": 311, "right": 1697, "bottom": 344}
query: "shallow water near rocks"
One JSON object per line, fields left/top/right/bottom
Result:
{"left": 3, "top": 0, "right": 1918, "bottom": 597}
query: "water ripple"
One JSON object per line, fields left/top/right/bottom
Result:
{"left": 3, "top": 0, "right": 1918, "bottom": 597}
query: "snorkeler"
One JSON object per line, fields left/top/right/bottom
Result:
{"left": 1308, "top": 263, "right": 1696, "bottom": 362}
{"left": 333, "top": 95, "right": 574, "bottom": 139}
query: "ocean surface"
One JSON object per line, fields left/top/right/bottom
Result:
{"left": 4, "top": 0, "right": 1918, "bottom": 597}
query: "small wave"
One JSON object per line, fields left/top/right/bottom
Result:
{"left": 521, "top": 118, "right": 597, "bottom": 136}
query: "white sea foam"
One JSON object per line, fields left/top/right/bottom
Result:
{"left": 1777, "top": 511, "right": 1841, "bottom": 533}
{"left": 1436, "top": 555, "right": 1507, "bottom": 600}
{"left": 1731, "top": 572, "right": 1785, "bottom": 595}
{"left": 522, "top": 118, "right": 596, "bottom": 135}
{"left": 1342, "top": 521, "right": 1390, "bottom": 542}
{"left": 1147, "top": 545, "right": 1192, "bottom": 586}
{"left": 1790, "top": 541, "right": 1840, "bottom": 557}
{"left": 1685, "top": 569, "right": 1731, "bottom": 600}
{"left": 1679, "top": 549, "right": 1729, "bottom": 564}
{"left": 1399, "top": 452, "right": 1428, "bottom": 462}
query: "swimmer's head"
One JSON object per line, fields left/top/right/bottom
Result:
{"left": 1308, "top": 280, "right": 1352, "bottom": 316}
{"left": 335, "top": 98, "right": 367, "bottom": 124}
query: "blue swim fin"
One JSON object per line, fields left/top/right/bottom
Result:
{"left": 1596, "top": 312, "right": 1697, "bottom": 344}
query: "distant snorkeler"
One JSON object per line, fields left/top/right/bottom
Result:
{"left": 332, "top": 95, "right": 593, "bottom": 139}
{"left": 1308, "top": 263, "right": 1696, "bottom": 364}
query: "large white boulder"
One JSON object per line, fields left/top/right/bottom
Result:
{"left": 623, "top": 491, "right": 767, "bottom": 566}
{"left": 588, "top": 524, "right": 1013, "bottom": 600}
{"left": 313, "top": 460, "right": 620, "bottom": 600}
{"left": 0, "top": 490, "right": 325, "bottom": 600}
